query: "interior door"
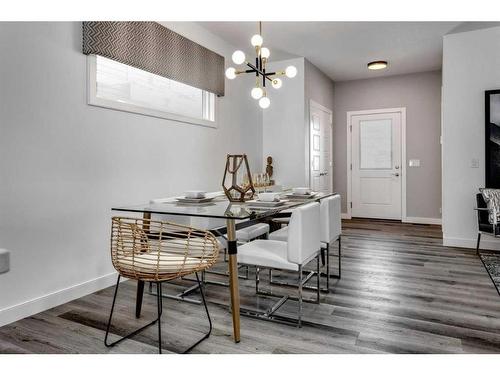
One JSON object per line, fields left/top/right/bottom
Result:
{"left": 351, "top": 112, "right": 402, "bottom": 219}
{"left": 310, "top": 104, "right": 332, "bottom": 193}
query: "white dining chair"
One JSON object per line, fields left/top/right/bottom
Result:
{"left": 237, "top": 202, "right": 321, "bottom": 327}
{"left": 269, "top": 194, "right": 342, "bottom": 289}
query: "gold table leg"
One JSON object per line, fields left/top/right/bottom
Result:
{"left": 136, "top": 212, "right": 151, "bottom": 318}
{"left": 226, "top": 218, "right": 241, "bottom": 343}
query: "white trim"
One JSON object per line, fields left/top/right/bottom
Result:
{"left": 86, "top": 55, "right": 217, "bottom": 129}
{"left": 346, "top": 107, "right": 407, "bottom": 221}
{"left": 401, "top": 108, "right": 407, "bottom": 221}
{"left": 403, "top": 216, "right": 442, "bottom": 225}
{"left": 309, "top": 100, "right": 333, "bottom": 192}
{"left": 0, "top": 272, "right": 120, "bottom": 327}
{"left": 444, "top": 236, "right": 500, "bottom": 251}
{"left": 341, "top": 213, "right": 350, "bottom": 220}
{"left": 346, "top": 111, "right": 352, "bottom": 219}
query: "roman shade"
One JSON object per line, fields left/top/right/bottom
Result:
{"left": 82, "top": 21, "right": 225, "bottom": 96}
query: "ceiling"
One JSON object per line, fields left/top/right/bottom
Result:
{"left": 198, "top": 22, "right": 464, "bottom": 82}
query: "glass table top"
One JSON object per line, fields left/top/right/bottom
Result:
{"left": 112, "top": 192, "right": 338, "bottom": 220}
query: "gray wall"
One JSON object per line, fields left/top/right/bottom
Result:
{"left": 262, "top": 58, "right": 335, "bottom": 188}
{"left": 333, "top": 70, "right": 442, "bottom": 219}
{"left": 442, "top": 26, "right": 500, "bottom": 249}
{"left": 263, "top": 57, "right": 306, "bottom": 187}
{"left": 0, "top": 22, "right": 262, "bottom": 325}
{"left": 304, "top": 60, "right": 335, "bottom": 186}
{"left": 305, "top": 59, "right": 335, "bottom": 111}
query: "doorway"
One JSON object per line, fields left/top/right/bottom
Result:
{"left": 347, "top": 108, "right": 406, "bottom": 220}
{"left": 309, "top": 100, "right": 333, "bottom": 193}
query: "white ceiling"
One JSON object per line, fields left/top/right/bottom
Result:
{"left": 198, "top": 22, "right": 463, "bottom": 82}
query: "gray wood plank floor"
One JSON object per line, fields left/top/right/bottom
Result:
{"left": 2, "top": 218, "right": 500, "bottom": 354}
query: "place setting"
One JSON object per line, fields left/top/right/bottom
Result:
{"left": 284, "top": 187, "right": 319, "bottom": 200}
{"left": 245, "top": 192, "right": 289, "bottom": 210}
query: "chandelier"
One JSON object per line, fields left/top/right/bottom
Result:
{"left": 225, "top": 22, "right": 297, "bottom": 109}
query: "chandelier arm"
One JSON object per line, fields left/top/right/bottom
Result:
{"left": 245, "top": 62, "right": 274, "bottom": 81}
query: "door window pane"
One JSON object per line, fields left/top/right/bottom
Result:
{"left": 359, "top": 119, "right": 392, "bottom": 169}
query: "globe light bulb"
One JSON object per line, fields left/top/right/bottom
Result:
{"left": 232, "top": 50, "right": 246, "bottom": 65}
{"left": 251, "top": 34, "right": 263, "bottom": 47}
{"left": 260, "top": 47, "right": 270, "bottom": 59}
{"left": 225, "top": 67, "right": 236, "bottom": 80}
{"left": 251, "top": 87, "right": 264, "bottom": 100}
{"left": 285, "top": 65, "right": 297, "bottom": 78}
{"left": 272, "top": 78, "right": 282, "bottom": 89}
{"left": 259, "top": 96, "right": 270, "bottom": 109}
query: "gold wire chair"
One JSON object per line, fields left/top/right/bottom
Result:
{"left": 105, "top": 216, "right": 220, "bottom": 354}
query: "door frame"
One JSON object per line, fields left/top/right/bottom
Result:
{"left": 346, "top": 107, "right": 407, "bottom": 220}
{"left": 308, "top": 100, "right": 333, "bottom": 192}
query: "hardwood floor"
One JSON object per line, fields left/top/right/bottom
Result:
{"left": 2, "top": 218, "right": 500, "bottom": 354}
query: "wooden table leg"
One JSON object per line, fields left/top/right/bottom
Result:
{"left": 226, "top": 218, "right": 241, "bottom": 343}
{"left": 136, "top": 212, "right": 151, "bottom": 319}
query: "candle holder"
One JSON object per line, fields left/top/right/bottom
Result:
{"left": 222, "top": 154, "right": 255, "bottom": 202}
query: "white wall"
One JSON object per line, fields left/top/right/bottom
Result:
{"left": 262, "top": 57, "right": 306, "bottom": 187}
{"left": 333, "top": 71, "right": 443, "bottom": 221}
{"left": 442, "top": 26, "right": 500, "bottom": 249}
{"left": 0, "top": 22, "right": 262, "bottom": 326}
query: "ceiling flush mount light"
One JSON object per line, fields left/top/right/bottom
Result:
{"left": 225, "top": 22, "right": 297, "bottom": 109}
{"left": 367, "top": 60, "right": 388, "bottom": 70}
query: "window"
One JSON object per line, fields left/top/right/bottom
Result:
{"left": 359, "top": 119, "right": 392, "bottom": 169}
{"left": 87, "top": 55, "right": 216, "bottom": 127}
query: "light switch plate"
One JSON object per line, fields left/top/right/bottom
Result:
{"left": 409, "top": 159, "right": 420, "bottom": 167}
{"left": 471, "top": 158, "right": 480, "bottom": 168}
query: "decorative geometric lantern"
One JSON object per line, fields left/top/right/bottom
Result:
{"left": 222, "top": 154, "right": 255, "bottom": 202}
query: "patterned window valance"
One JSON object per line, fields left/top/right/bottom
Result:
{"left": 82, "top": 21, "right": 225, "bottom": 96}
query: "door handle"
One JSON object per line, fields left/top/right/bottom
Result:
{"left": 392, "top": 173, "right": 400, "bottom": 177}
{"left": 319, "top": 172, "right": 328, "bottom": 176}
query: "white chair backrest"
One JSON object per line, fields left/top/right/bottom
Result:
{"left": 286, "top": 202, "right": 321, "bottom": 265}
{"left": 320, "top": 194, "right": 342, "bottom": 243}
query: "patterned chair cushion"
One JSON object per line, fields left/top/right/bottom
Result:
{"left": 480, "top": 188, "right": 500, "bottom": 224}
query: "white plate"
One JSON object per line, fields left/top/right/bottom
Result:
{"left": 175, "top": 197, "right": 215, "bottom": 204}
{"left": 286, "top": 192, "right": 318, "bottom": 199}
{"left": 246, "top": 199, "right": 289, "bottom": 208}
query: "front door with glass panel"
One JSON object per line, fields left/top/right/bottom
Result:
{"left": 351, "top": 112, "right": 402, "bottom": 219}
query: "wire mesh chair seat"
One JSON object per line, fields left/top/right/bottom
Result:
{"left": 105, "top": 216, "right": 220, "bottom": 353}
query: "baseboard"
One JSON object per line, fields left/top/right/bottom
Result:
{"left": 0, "top": 271, "right": 120, "bottom": 327}
{"left": 403, "top": 216, "right": 442, "bottom": 225}
{"left": 342, "top": 214, "right": 441, "bottom": 225}
{"left": 444, "top": 236, "right": 500, "bottom": 251}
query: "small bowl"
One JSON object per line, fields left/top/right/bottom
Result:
{"left": 293, "top": 187, "right": 311, "bottom": 195}
{"left": 258, "top": 192, "right": 280, "bottom": 202}
{"left": 185, "top": 190, "right": 206, "bottom": 199}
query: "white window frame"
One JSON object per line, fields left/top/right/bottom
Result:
{"left": 86, "top": 55, "right": 217, "bottom": 128}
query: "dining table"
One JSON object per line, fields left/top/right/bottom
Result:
{"left": 112, "top": 190, "right": 338, "bottom": 343}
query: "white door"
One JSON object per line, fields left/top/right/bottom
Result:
{"left": 351, "top": 112, "right": 402, "bottom": 219}
{"left": 310, "top": 103, "right": 332, "bottom": 193}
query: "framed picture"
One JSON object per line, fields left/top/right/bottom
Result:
{"left": 486, "top": 89, "right": 500, "bottom": 188}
